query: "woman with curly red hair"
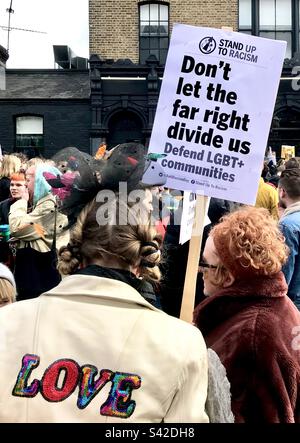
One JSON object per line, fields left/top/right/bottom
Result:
{"left": 194, "top": 206, "right": 300, "bottom": 423}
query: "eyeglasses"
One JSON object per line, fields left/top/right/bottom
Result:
{"left": 198, "top": 261, "right": 218, "bottom": 272}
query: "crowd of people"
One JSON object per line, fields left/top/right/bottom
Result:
{"left": 0, "top": 145, "right": 300, "bottom": 423}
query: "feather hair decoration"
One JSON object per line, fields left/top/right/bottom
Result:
{"left": 46, "top": 145, "right": 145, "bottom": 225}
{"left": 94, "top": 143, "right": 107, "bottom": 160}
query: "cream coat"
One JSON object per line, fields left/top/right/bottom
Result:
{"left": 8, "top": 194, "right": 69, "bottom": 252}
{"left": 0, "top": 275, "right": 209, "bottom": 423}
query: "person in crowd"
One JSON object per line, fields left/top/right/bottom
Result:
{"left": 14, "top": 152, "right": 28, "bottom": 172}
{"left": 278, "top": 168, "right": 300, "bottom": 309}
{"left": 0, "top": 194, "right": 209, "bottom": 423}
{"left": 0, "top": 173, "right": 27, "bottom": 225}
{"left": 0, "top": 173, "right": 27, "bottom": 269}
{"left": 267, "top": 166, "right": 280, "bottom": 188}
{"left": 263, "top": 152, "right": 280, "bottom": 187}
{"left": 265, "top": 146, "right": 277, "bottom": 167}
{"left": 205, "top": 348, "right": 234, "bottom": 423}
{"left": 255, "top": 165, "right": 279, "bottom": 219}
{"left": 195, "top": 198, "right": 239, "bottom": 305}
{"left": 277, "top": 161, "right": 286, "bottom": 174}
{"left": 150, "top": 187, "right": 169, "bottom": 239}
{"left": 0, "top": 262, "right": 16, "bottom": 307}
{"left": 268, "top": 160, "right": 287, "bottom": 192}
{"left": 26, "top": 157, "right": 45, "bottom": 168}
{"left": 285, "top": 157, "right": 300, "bottom": 170}
{"left": 261, "top": 161, "right": 270, "bottom": 180}
{"left": 0, "top": 155, "right": 21, "bottom": 202}
{"left": 277, "top": 158, "right": 286, "bottom": 168}
{"left": 160, "top": 197, "right": 234, "bottom": 317}
{"left": 194, "top": 206, "right": 300, "bottom": 422}
{"left": 8, "top": 164, "right": 69, "bottom": 300}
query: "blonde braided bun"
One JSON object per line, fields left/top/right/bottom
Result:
{"left": 57, "top": 199, "right": 95, "bottom": 276}
{"left": 139, "top": 241, "right": 162, "bottom": 281}
{"left": 57, "top": 244, "right": 81, "bottom": 276}
{"left": 57, "top": 194, "right": 162, "bottom": 282}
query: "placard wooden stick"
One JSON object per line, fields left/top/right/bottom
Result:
{"left": 180, "top": 194, "right": 209, "bottom": 323}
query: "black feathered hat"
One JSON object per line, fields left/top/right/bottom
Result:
{"left": 45, "top": 143, "right": 166, "bottom": 226}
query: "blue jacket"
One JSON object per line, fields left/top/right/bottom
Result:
{"left": 280, "top": 210, "right": 300, "bottom": 305}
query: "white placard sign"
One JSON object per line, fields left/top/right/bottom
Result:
{"left": 179, "top": 192, "right": 197, "bottom": 245}
{"left": 179, "top": 192, "right": 210, "bottom": 244}
{"left": 148, "top": 24, "right": 286, "bottom": 204}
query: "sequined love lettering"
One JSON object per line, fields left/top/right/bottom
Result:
{"left": 12, "top": 354, "right": 141, "bottom": 419}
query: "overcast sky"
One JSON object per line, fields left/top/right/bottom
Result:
{"left": 0, "top": 0, "right": 89, "bottom": 68}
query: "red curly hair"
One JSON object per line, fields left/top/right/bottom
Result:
{"left": 211, "top": 206, "right": 288, "bottom": 278}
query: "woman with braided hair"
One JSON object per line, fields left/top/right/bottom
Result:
{"left": 57, "top": 197, "right": 163, "bottom": 307}
{"left": 0, "top": 192, "right": 209, "bottom": 423}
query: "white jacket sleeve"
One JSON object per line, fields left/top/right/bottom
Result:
{"left": 164, "top": 328, "right": 209, "bottom": 423}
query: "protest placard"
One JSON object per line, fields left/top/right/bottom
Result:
{"left": 148, "top": 24, "right": 286, "bottom": 205}
{"left": 179, "top": 192, "right": 210, "bottom": 245}
{"left": 281, "top": 145, "right": 295, "bottom": 160}
{"left": 179, "top": 192, "right": 197, "bottom": 245}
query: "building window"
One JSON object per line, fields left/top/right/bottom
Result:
{"left": 259, "top": 0, "right": 292, "bottom": 58}
{"left": 139, "top": 2, "right": 169, "bottom": 65}
{"left": 16, "top": 116, "right": 44, "bottom": 155}
{"left": 239, "top": 0, "right": 252, "bottom": 34}
{"left": 238, "top": 0, "right": 298, "bottom": 58}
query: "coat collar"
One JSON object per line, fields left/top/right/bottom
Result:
{"left": 34, "top": 193, "right": 55, "bottom": 207}
{"left": 211, "top": 271, "right": 288, "bottom": 300}
{"left": 282, "top": 201, "right": 300, "bottom": 218}
{"left": 194, "top": 272, "right": 288, "bottom": 333}
{"left": 43, "top": 274, "right": 161, "bottom": 312}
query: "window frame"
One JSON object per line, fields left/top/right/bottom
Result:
{"left": 238, "top": 0, "right": 300, "bottom": 57}
{"left": 139, "top": 1, "right": 170, "bottom": 65}
{"left": 15, "top": 114, "right": 44, "bottom": 154}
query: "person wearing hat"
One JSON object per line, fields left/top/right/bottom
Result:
{"left": 0, "top": 143, "right": 213, "bottom": 423}
{"left": 0, "top": 263, "right": 16, "bottom": 307}
{"left": 0, "top": 144, "right": 235, "bottom": 423}
{"left": 0, "top": 196, "right": 211, "bottom": 422}
{"left": 194, "top": 206, "right": 300, "bottom": 423}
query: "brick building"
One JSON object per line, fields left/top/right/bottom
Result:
{"left": 238, "top": 0, "right": 300, "bottom": 155}
{"left": 89, "top": 0, "right": 237, "bottom": 63}
{"left": 1, "top": 1, "right": 299, "bottom": 158}
{"left": 88, "top": 0, "right": 238, "bottom": 153}
{"left": 89, "top": 0, "right": 300, "bottom": 157}
{"left": 0, "top": 47, "right": 91, "bottom": 158}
